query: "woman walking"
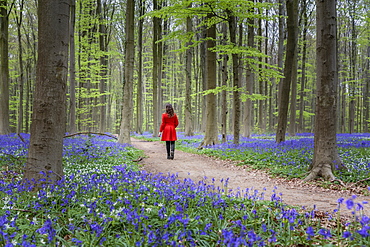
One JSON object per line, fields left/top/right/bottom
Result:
{"left": 158, "top": 103, "right": 179, "bottom": 159}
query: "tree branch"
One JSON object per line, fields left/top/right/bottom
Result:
{"left": 64, "top": 132, "right": 118, "bottom": 140}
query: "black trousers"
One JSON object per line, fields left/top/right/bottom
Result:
{"left": 165, "top": 141, "right": 175, "bottom": 156}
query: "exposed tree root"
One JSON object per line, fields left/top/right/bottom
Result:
{"left": 304, "top": 163, "right": 335, "bottom": 182}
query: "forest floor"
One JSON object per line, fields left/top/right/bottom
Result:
{"left": 131, "top": 138, "right": 370, "bottom": 217}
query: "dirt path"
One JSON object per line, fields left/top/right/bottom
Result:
{"left": 131, "top": 138, "right": 370, "bottom": 217}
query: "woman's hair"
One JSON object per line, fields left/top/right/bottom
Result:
{"left": 165, "top": 103, "right": 174, "bottom": 117}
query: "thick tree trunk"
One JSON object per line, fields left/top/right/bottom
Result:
{"left": 276, "top": 0, "right": 298, "bottom": 143}
{"left": 201, "top": 18, "right": 218, "bottom": 146}
{"left": 0, "top": 0, "right": 10, "bottom": 135}
{"left": 304, "top": 0, "right": 341, "bottom": 182}
{"left": 119, "top": 0, "right": 134, "bottom": 144}
{"left": 24, "top": 0, "right": 69, "bottom": 184}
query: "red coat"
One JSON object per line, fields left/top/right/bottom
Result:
{"left": 159, "top": 113, "right": 179, "bottom": 141}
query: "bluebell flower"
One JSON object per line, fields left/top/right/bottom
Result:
{"left": 306, "top": 226, "right": 315, "bottom": 240}
{"left": 318, "top": 228, "right": 332, "bottom": 239}
{"left": 36, "top": 219, "right": 56, "bottom": 243}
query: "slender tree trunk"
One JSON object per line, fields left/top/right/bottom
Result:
{"left": 69, "top": 0, "right": 76, "bottom": 134}
{"left": 305, "top": 0, "right": 342, "bottom": 181}
{"left": 243, "top": 2, "right": 255, "bottom": 138}
{"left": 0, "top": 0, "right": 10, "bottom": 134}
{"left": 221, "top": 23, "right": 228, "bottom": 143}
{"left": 288, "top": 44, "right": 298, "bottom": 136}
{"left": 136, "top": 0, "right": 144, "bottom": 135}
{"left": 364, "top": 44, "right": 370, "bottom": 132}
{"left": 25, "top": 0, "right": 69, "bottom": 184}
{"left": 98, "top": 0, "right": 108, "bottom": 133}
{"left": 184, "top": 12, "right": 194, "bottom": 136}
{"left": 299, "top": 0, "right": 309, "bottom": 132}
{"left": 276, "top": 0, "right": 298, "bottom": 143}
{"left": 118, "top": 0, "right": 134, "bottom": 144}
{"left": 228, "top": 11, "right": 240, "bottom": 144}
{"left": 16, "top": 0, "right": 25, "bottom": 133}
{"left": 257, "top": 4, "right": 264, "bottom": 134}
{"left": 201, "top": 17, "right": 218, "bottom": 146}
{"left": 152, "top": 0, "right": 160, "bottom": 136}
{"left": 348, "top": 0, "right": 357, "bottom": 134}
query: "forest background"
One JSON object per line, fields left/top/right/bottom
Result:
{"left": 0, "top": 0, "right": 369, "bottom": 146}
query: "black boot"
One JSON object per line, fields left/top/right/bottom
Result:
{"left": 170, "top": 141, "right": 175, "bottom": 160}
{"left": 166, "top": 141, "right": 171, "bottom": 159}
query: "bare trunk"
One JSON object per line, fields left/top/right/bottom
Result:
{"left": 228, "top": 12, "right": 240, "bottom": 144}
{"left": 25, "top": 0, "right": 69, "bottom": 183}
{"left": 184, "top": 13, "right": 194, "bottom": 136}
{"left": 0, "top": 0, "right": 10, "bottom": 134}
{"left": 69, "top": 0, "right": 76, "bottom": 134}
{"left": 243, "top": 3, "right": 255, "bottom": 138}
{"left": 201, "top": 18, "right": 218, "bottom": 146}
{"left": 221, "top": 23, "right": 228, "bottom": 143}
{"left": 119, "top": 0, "right": 134, "bottom": 144}
{"left": 136, "top": 0, "right": 144, "bottom": 135}
{"left": 16, "top": 1, "right": 25, "bottom": 133}
{"left": 276, "top": 0, "right": 298, "bottom": 143}
{"left": 364, "top": 44, "right": 370, "bottom": 132}
{"left": 305, "top": 0, "right": 341, "bottom": 182}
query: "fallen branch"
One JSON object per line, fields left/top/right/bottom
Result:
{"left": 353, "top": 177, "right": 370, "bottom": 187}
{"left": 17, "top": 133, "right": 26, "bottom": 143}
{"left": 64, "top": 132, "right": 118, "bottom": 140}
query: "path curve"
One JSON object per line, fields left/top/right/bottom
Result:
{"left": 131, "top": 138, "right": 370, "bottom": 216}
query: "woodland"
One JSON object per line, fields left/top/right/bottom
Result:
{"left": 0, "top": 0, "right": 369, "bottom": 140}
{"left": 0, "top": 0, "right": 370, "bottom": 246}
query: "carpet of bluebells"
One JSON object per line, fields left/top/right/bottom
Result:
{"left": 1, "top": 133, "right": 370, "bottom": 246}
{"left": 167, "top": 132, "right": 370, "bottom": 185}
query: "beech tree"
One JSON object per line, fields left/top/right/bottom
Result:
{"left": 304, "top": 0, "right": 341, "bottom": 181}
{"left": 24, "top": 0, "right": 69, "bottom": 183}
{"left": 276, "top": 0, "right": 298, "bottom": 143}
{"left": 0, "top": 0, "right": 10, "bottom": 135}
{"left": 119, "top": 0, "right": 134, "bottom": 144}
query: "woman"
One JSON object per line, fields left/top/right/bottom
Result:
{"left": 158, "top": 103, "right": 179, "bottom": 159}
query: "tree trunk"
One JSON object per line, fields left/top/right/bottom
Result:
{"left": 184, "top": 13, "right": 194, "bottom": 136}
{"left": 16, "top": 0, "right": 25, "bottom": 134}
{"left": 118, "top": 0, "right": 134, "bottom": 144}
{"left": 24, "top": 0, "right": 69, "bottom": 184}
{"left": 98, "top": 0, "right": 108, "bottom": 133}
{"left": 228, "top": 11, "right": 240, "bottom": 144}
{"left": 243, "top": 3, "right": 255, "bottom": 138}
{"left": 152, "top": 0, "right": 160, "bottom": 136}
{"left": 136, "top": 0, "right": 144, "bottom": 135}
{"left": 364, "top": 44, "right": 370, "bottom": 132}
{"left": 348, "top": 0, "right": 357, "bottom": 134}
{"left": 221, "top": 23, "right": 228, "bottom": 143}
{"left": 298, "top": 0, "right": 309, "bottom": 132}
{"left": 201, "top": 17, "right": 218, "bottom": 146}
{"left": 69, "top": 0, "right": 77, "bottom": 134}
{"left": 0, "top": 0, "right": 10, "bottom": 135}
{"left": 276, "top": 0, "right": 298, "bottom": 143}
{"left": 288, "top": 44, "right": 298, "bottom": 136}
{"left": 304, "top": 0, "right": 341, "bottom": 182}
